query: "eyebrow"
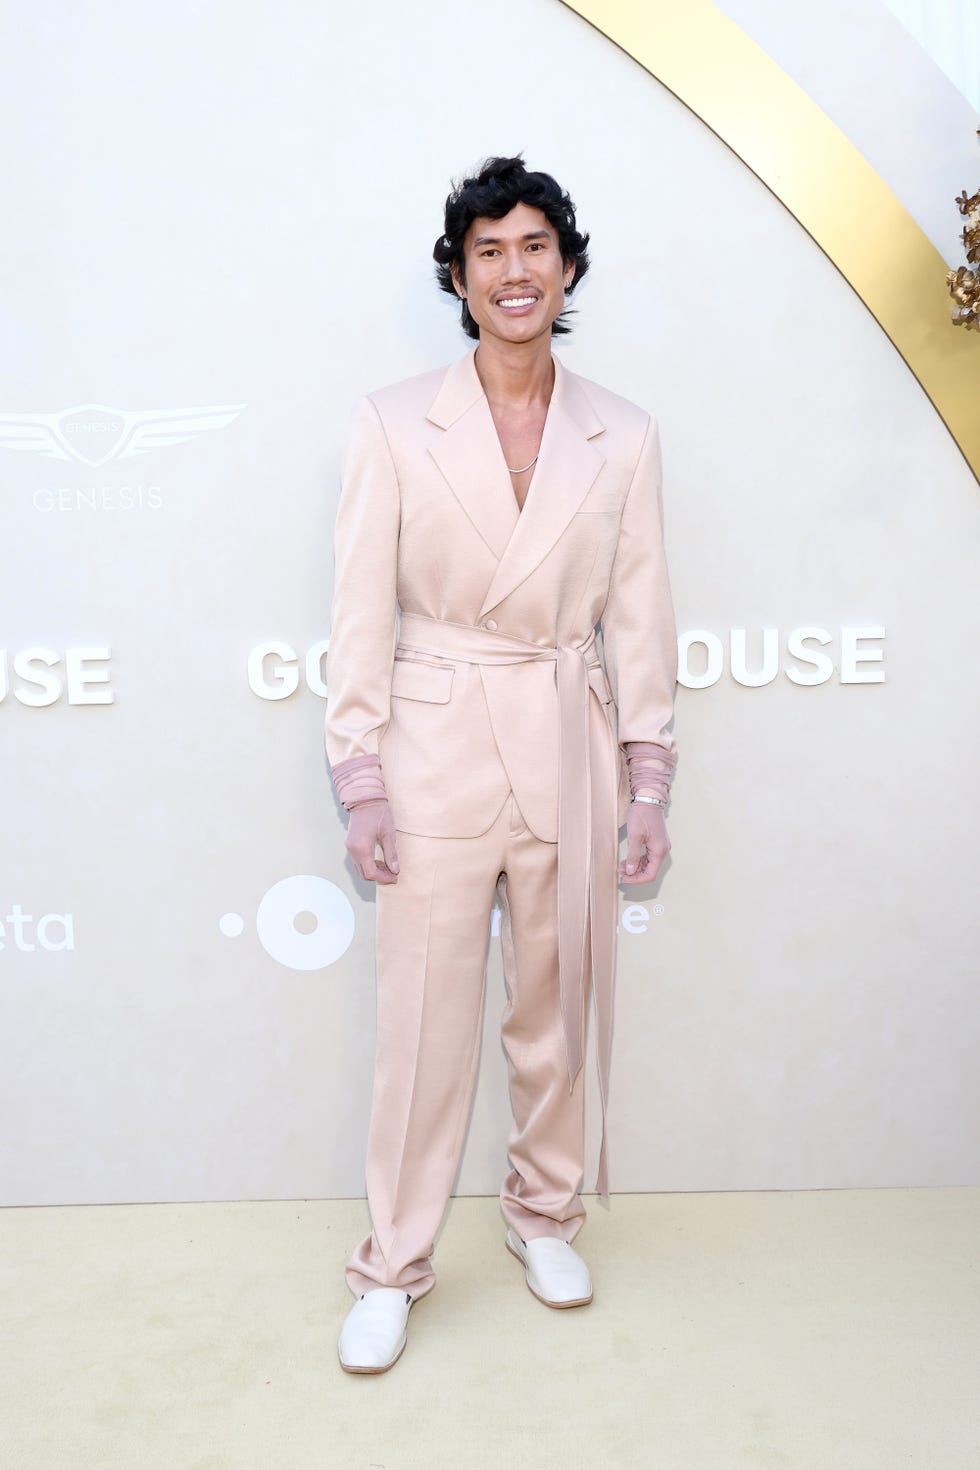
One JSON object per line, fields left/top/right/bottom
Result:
{"left": 471, "top": 229, "right": 552, "bottom": 246}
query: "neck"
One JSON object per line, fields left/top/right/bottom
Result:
{"left": 473, "top": 335, "right": 555, "bottom": 410}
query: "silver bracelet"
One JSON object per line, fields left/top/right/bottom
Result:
{"left": 632, "top": 794, "right": 668, "bottom": 808}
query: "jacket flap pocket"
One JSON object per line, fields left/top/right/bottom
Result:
{"left": 391, "top": 659, "right": 454, "bottom": 703}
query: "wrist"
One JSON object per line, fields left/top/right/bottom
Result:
{"left": 331, "top": 753, "right": 388, "bottom": 811}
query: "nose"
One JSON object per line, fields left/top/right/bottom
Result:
{"left": 499, "top": 246, "right": 530, "bottom": 284}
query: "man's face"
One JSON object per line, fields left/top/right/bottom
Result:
{"left": 453, "top": 202, "right": 573, "bottom": 346}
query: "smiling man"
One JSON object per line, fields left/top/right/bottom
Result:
{"left": 325, "top": 155, "right": 679, "bottom": 1374}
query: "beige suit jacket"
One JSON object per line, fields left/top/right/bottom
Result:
{"left": 325, "top": 343, "right": 677, "bottom": 842}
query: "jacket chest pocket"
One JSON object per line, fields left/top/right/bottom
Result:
{"left": 576, "top": 492, "right": 622, "bottom": 515}
{"left": 391, "top": 658, "right": 454, "bottom": 703}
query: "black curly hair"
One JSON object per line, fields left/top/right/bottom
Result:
{"left": 433, "top": 154, "right": 591, "bottom": 340}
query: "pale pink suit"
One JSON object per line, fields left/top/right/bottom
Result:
{"left": 325, "top": 345, "right": 677, "bottom": 1299}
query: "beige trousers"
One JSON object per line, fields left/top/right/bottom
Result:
{"left": 345, "top": 791, "right": 589, "bottom": 1300}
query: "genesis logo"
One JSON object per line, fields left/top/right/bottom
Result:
{"left": 0, "top": 403, "right": 245, "bottom": 468}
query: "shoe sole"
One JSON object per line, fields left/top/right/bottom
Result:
{"left": 338, "top": 1332, "right": 407, "bottom": 1375}
{"left": 505, "top": 1238, "right": 593, "bottom": 1310}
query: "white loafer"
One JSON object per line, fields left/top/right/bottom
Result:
{"left": 338, "top": 1287, "right": 413, "bottom": 1374}
{"left": 505, "top": 1228, "right": 593, "bottom": 1308}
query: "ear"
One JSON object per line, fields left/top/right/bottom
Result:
{"left": 450, "top": 259, "right": 466, "bottom": 299}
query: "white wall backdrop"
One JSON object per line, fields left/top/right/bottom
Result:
{"left": 880, "top": 0, "right": 980, "bottom": 109}
{"left": 1, "top": 0, "right": 978, "bottom": 1206}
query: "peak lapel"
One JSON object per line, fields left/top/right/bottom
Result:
{"left": 426, "top": 346, "right": 519, "bottom": 561}
{"left": 479, "top": 356, "right": 606, "bottom": 619}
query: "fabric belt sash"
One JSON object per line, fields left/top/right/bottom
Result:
{"left": 395, "top": 612, "right": 620, "bottom": 1199}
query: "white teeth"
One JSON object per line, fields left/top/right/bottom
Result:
{"left": 498, "top": 296, "right": 536, "bottom": 307}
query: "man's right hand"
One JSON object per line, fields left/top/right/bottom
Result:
{"left": 346, "top": 799, "right": 400, "bottom": 884}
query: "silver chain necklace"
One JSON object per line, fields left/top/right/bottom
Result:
{"left": 506, "top": 453, "right": 539, "bottom": 474}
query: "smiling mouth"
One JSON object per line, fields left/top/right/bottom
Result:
{"left": 496, "top": 295, "right": 538, "bottom": 310}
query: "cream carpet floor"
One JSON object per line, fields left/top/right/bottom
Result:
{"left": 2, "top": 1188, "right": 978, "bottom": 1469}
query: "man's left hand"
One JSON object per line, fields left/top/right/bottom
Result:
{"left": 619, "top": 803, "right": 670, "bottom": 885}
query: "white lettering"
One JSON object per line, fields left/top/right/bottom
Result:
{"left": 66, "top": 647, "right": 113, "bottom": 705}
{"left": 33, "top": 485, "right": 163, "bottom": 512}
{"left": 0, "top": 648, "right": 113, "bottom": 706}
{"left": 677, "top": 630, "right": 724, "bottom": 689}
{"left": 677, "top": 627, "right": 886, "bottom": 689}
{"left": 248, "top": 641, "right": 300, "bottom": 700}
{"left": 841, "top": 625, "right": 886, "bottom": 684}
{"left": 62, "top": 419, "right": 116, "bottom": 434}
{"left": 621, "top": 904, "right": 649, "bottom": 935}
{"left": 0, "top": 909, "right": 75, "bottom": 952}
{"left": 5, "top": 904, "right": 34, "bottom": 951}
{"left": 785, "top": 627, "right": 834, "bottom": 686}
{"left": 730, "top": 627, "right": 779, "bottom": 687}
{"left": 305, "top": 639, "right": 330, "bottom": 698}
{"left": 249, "top": 640, "right": 331, "bottom": 698}
{"left": 36, "top": 913, "right": 75, "bottom": 952}
{"left": 12, "top": 649, "right": 60, "bottom": 707}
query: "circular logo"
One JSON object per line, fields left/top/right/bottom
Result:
{"left": 255, "top": 875, "right": 355, "bottom": 971}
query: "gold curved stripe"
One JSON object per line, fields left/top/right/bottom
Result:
{"left": 560, "top": 0, "right": 980, "bottom": 484}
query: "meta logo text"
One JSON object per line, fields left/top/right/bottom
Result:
{"left": 0, "top": 906, "right": 75, "bottom": 952}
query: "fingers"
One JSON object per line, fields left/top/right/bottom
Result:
{"left": 364, "top": 858, "right": 399, "bottom": 885}
{"left": 345, "top": 843, "right": 395, "bottom": 885}
{"left": 619, "top": 809, "right": 670, "bottom": 884}
{"left": 621, "top": 834, "right": 645, "bottom": 878}
{"left": 619, "top": 850, "right": 666, "bottom": 885}
{"left": 350, "top": 851, "right": 399, "bottom": 885}
{"left": 349, "top": 844, "right": 399, "bottom": 885}
{"left": 379, "top": 822, "right": 400, "bottom": 877}
{"left": 345, "top": 801, "right": 400, "bottom": 885}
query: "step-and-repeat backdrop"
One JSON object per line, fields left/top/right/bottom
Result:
{"left": 2, "top": 0, "right": 978, "bottom": 1204}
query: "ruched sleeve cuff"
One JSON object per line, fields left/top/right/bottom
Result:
{"left": 623, "top": 740, "right": 677, "bottom": 803}
{"left": 330, "top": 753, "right": 389, "bottom": 811}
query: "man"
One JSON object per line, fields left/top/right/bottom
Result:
{"left": 325, "top": 155, "right": 678, "bottom": 1374}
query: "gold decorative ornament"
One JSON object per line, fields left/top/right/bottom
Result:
{"left": 947, "top": 172, "right": 980, "bottom": 331}
{"left": 558, "top": 0, "right": 980, "bottom": 485}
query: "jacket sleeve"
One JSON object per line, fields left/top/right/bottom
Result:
{"left": 324, "top": 394, "right": 401, "bottom": 769}
{"left": 599, "top": 412, "right": 678, "bottom": 755}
